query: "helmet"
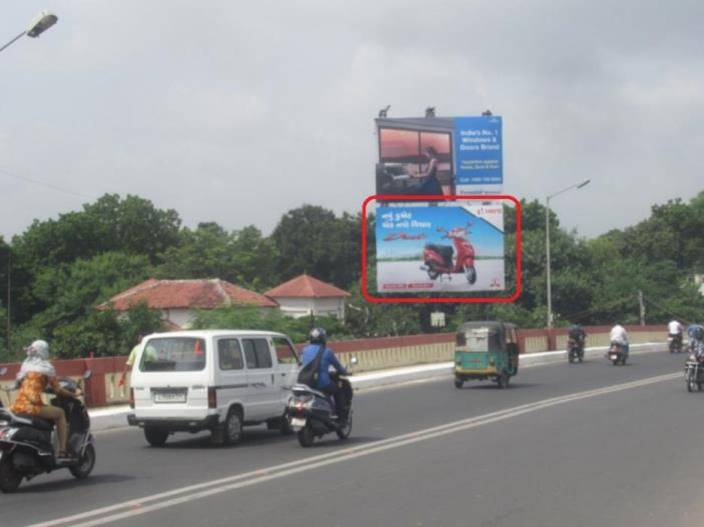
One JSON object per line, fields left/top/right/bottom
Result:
{"left": 309, "top": 327, "right": 327, "bottom": 345}
{"left": 27, "top": 340, "right": 49, "bottom": 360}
{"left": 694, "top": 326, "right": 704, "bottom": 341}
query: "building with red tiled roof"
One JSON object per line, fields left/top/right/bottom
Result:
{"left": 99, "top": 278, "right": 277, "bottom": 329}
{"left": 265, "top": 274, "right": 350, "bottom": 320}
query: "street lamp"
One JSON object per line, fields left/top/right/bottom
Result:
{"left": 545, "top": 179, "right": 591, "bottom": 328}
{"left": 0, "top": 10, "right": 58, "bottom": 54}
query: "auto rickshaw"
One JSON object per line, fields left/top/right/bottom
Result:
{"left": 454, "top": 321, "right": 519, "bottom": 389}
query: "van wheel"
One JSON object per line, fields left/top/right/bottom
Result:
{"left": 212, "top": 409, "right": 242, "bottom": 446}
{"left": 454, "top": 378, "right": 464, "bottom": 389}
{"left": 298, "top": 425, "right": 315, "bottom": 447}
{"left": 144, "top": 427, "right": 169, "bottom": 447}
{"left": 0, "top": 456, "right": 22, "bottom": 493}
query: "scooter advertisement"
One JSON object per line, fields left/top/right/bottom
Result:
{"left": 376, "top": 202, "right": 505, "bottom": 293}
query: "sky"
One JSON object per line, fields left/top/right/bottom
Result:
{"left": 1, "top": 1, "right": 702, "bottom": 241}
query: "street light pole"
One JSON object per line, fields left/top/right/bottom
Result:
{"left": 545, "top": 179, "right": 591, "bottom": 328}
{"left": 0, "top": 10, "right": 58, "bottom": 54}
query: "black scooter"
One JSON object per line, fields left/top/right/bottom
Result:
{"left": 288, "top": 371, "right": 353, "bottom": 447}
{"left": 0, "top": 370, "right": 95, "bottom": 493}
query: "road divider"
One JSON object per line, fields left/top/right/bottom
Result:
{"left": 32, "top": 369, "right": 680, "bottom": 527}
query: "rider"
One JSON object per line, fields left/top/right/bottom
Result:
{"left": 568, "top": 324, "right": 586, "bottom": 349}
{"left": 609, "top": 323, "right": 629, "bottom": 354}
{"left": 667, "top": 319, "right": 684, "bottom": 350}
{"left": 300, "top": 327, "right": 349, "bottom": 420}
{"left": 10, "top": 340, "right": 81, "bottom": 460}
{"left": 690, "top": 326, "right": 704, "bottom": 360}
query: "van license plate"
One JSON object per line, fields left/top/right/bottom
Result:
{"left": 154, "top": 392, "right": 186, "bottom": 403}
{"left": 290, "top": 418, "right": 306, "bottom": 427}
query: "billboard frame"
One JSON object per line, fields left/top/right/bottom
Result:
{"left": 361, "top": 194, "right": 522, "bottom": 303}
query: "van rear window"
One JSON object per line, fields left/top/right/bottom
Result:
{"left": 139, "top": 337, "right": 207, "bottom": 372}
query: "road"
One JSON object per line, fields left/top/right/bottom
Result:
{"left": 4, "top": 351, "right": 702, "bottom": 526}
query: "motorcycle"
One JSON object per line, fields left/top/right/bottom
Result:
{"left": 567, "top": 338, "right": 584, "bottom": 363}
{"left": 607, "top": 341, "right": 628, "bottom": 366}
{"left": 0, "top": 370, "right": 95, "bottom": 493}
{"left": 685, "top": 355, "right": 704, "bottom": 392}
{"left": 420, "top": 225, "right": 477, "bottom": 285}
{"left": 668, "top": 333, "right": 683, "bottom": 353}
{"left": 287, "top": 371, "right": 353, "bottom": 448}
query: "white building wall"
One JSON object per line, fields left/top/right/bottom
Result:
{"left": 274, "top": 297, "right": 345, "bottom": 320}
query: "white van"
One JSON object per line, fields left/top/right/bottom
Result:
{"left": 127, "top": 330, "right": 300, "bottom": 446}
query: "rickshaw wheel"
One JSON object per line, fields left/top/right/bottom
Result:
{"left": 497, "top": 372, "right": 509, "bottom": 389}
{"left": 454, "top": 378, "right": 464, "bottom": 389}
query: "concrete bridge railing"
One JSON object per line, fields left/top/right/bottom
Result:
{"left": 0, "top": 325, "right": 668, "bottom": 408}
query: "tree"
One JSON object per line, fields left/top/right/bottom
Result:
{"left": 156, "top": 223, "right": 278, "bottom": 289}
{"left": 271, "top": 205, "right": 360, "bottom": 289}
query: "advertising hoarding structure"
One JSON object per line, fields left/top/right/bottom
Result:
{"left": 370, "top": 113, "right": 511, "bottom": 300}
{"left": 375, "top": 115, "right": 502, "bottom": 196}
{"left": 361, "top": 195, "right": 521, "bottom": 303}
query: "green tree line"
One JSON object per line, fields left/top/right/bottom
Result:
{"left": 1, "top": 191, "right": 703, "bottom": 361}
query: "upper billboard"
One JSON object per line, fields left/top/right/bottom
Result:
{"left": 375, "top": 115, "right": 502, "bottom": 195}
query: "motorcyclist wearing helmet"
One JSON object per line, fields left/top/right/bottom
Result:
{"left": 568, "top": 324, "right": 586, "bottom": 346}
{"left": 300, "top": 328, "right": 349, "bottom": 420}
{"left": 690, "top": 325, "right": 704, "bottom": 360}
{"left": 10, "top": 340, "right": 81, "bottom": 460}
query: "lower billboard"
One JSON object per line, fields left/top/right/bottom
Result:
{"left": 375, "top": 201, "right": 505, "bottom": 293}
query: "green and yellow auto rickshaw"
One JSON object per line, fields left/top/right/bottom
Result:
{"left": 454, "top": 321, "right": 519, "bottom": 389}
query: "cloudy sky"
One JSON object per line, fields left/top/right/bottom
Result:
{"left": 1, "top": 1, "right": 702, "bottom": 240}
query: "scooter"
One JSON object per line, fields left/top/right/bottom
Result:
{"left": 288, "top": 372, "right": 353, "bottom": 448}
{"left": 0, "top": 370, "right": 95, "bottom": 493}
{"left": 668, "top": 334, "right": 683, "bottom": 353}
{"left": 420, "top": 225, "right": 477, "bottom": 284}
{"left": 607, "top": 341, "right": 628, "bottom": 366}
{"left": 567, "top": 338, "right": 584, "bottom": 363}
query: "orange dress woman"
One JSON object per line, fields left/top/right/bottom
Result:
{"left": 10, "top": 340, "right": 79, "bottom": 459}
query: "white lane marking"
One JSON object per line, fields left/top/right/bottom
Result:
{"left": 30, "top": 371, "right": 680, "bottom": 527}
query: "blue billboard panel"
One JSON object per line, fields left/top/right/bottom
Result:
{"left": 453, "top": 116, "right": 503, "bottom": 186}
{"left": 376, "top": 202, "right": 505, "bottom": 293}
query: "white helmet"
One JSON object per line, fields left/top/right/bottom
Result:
{"left": 27, "top": 340, "right": 49, "bottom": 360}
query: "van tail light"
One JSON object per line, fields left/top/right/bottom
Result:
{"left": 129, "top": 388, "right": 135, "bottom": 409}
{"left": 208, "top": 387, "right": 217, "bottom": 409}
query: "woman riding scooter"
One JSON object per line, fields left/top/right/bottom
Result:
{"left": 10, "top": 340, "right": 81, "bottom": 460}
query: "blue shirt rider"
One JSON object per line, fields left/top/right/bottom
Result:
{"left": 300, "top": 327, "right": 349, "bottom": 419}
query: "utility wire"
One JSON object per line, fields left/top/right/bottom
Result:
{"left": 0, "top": 167, "right": 93, "bottom": 200}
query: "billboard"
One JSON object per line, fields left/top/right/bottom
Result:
{"left": 375, "top": 115, "right": 502, "bottom": 196}
{"left": 454, "top": 116, "right": 503, "bottom": 188}
{"left": 375, "top": 201, "right": 505, "bottom": 293}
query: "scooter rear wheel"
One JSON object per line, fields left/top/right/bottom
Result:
{"left": 336, "top": 414, "right": 353, "bottom": 440}
{"left": 0, "top": 456, "right": 22, "bottom": 493}
{"left": 298, "top": 425, "right": 315, "bottom": 447}
{"left": 70, "top": 443, "right": 96, "bottom": 479}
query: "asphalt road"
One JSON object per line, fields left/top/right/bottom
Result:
{"left": 4, "top": 350, "right": 701, "bottom": 526}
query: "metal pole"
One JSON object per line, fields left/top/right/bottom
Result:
{"left": 6, "top": 250, "right": 10, "bottom": 354}
{"left": 545, "top": 197, "right": 552, "bottom": 328}
{"left": 0, "top": 31, "right": 26, "bottom": 54}
{"left": 638, "top": 290, "right": 645, "bottom": 326}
